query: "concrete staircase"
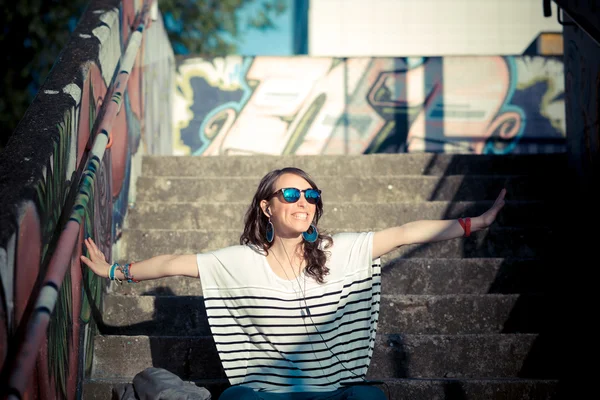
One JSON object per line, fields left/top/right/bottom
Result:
{"left": 83, "top": 153, "right": 566, "bottom": 399}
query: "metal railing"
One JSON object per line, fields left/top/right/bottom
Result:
{"left": 546, "top": 0, "right": 600, "bottom": 47}
{"left": 3, "top": 1, "right": 156, "bottom": 398}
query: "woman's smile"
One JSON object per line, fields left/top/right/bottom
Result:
{"left": 292, "top": 212, "right": 308, "bottom": 221}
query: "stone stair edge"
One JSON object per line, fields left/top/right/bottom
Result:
{"left": 139, "top": 154, "right": 568, "bottom": 178}
{"left": 94, "top": 333, "right": 540, "bottom": 339}
{"left": 129, "top": 199, "right": 543, "bottom": 205}
{"left": 102, "top": 293, "right": 535, "bottom": 299}
{"left": 135, "top": 173, "right": 538, "bottom": 179}
{"left": 105, "top": 256, "right": 551, "bottom": 296}
{"left": 99, "top": 292, "right": 553, "bottom": 335}
{"left": 111, "top": 253, "right": 545, "bottom": 265}
{"left": 141, "top": 153, "right": 567, "bottom": 162}
{"left": 120, "top": 226, "right": 549, "bottom": 232}
{"left": 89, "top": 333, "right": 556, "bottom": 381}
{"left": 83, "top": 377, "right": 560, "bottom": 400}
{"left": 117, "top": 227, "right": 555, "bottom": 259}
{"left": 142, "top": 152, "right": 565, "bottom": 157}
{"left": 82, "top": 376, "right": 561, "bottom": 397}
{"left": 84, "top": 377, "right": 560, "bottom": 384}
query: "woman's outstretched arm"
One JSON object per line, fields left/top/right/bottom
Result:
{"left": 372, "top": 188, "right": 506, "bottom": 259}
{"left": 80, "top": 237, "right": 199, "bottom": 281}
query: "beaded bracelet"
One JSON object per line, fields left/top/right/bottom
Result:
{"left": 118, "top": 262, "right": 139, "bottom": 283}
{"left": 107, "top": 262, "right": 140, "bottom": 283}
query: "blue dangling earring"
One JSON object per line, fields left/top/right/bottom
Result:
{"left": 266, "top": 219, "right": 274, "bottom": 243}
{"left": 303, "top": 224, "right": 318, "bottom": 243}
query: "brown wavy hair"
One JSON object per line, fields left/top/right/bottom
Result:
{"left": 240, "top": 167, "right": 333, "bottom": 283}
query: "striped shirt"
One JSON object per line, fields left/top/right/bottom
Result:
{"left": 196, "top": 232, "right": 381, "bottom": 393}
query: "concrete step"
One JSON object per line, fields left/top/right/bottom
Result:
{"left": 83, "top": 377, "right": 559, "bottom": 400}
{"left": 134, "top": 175, "right": 549, "bottom": 204}
{"left": 382, "top": 258, "right": 553, "bottom": 295}
{"left": 118, "top": 227, "right": 556, "bottom": 262}
{"left": 100, "top": 293, "right": 550, "bottom": 336}
{"left": 91, "top": 334, "right": 555, "bottom": 380}
{"left": 109, "top": 258, "right": 550, "bottom": 297}
{"left": 140, "top": 153, "right": 567, "bottom": 178}
{"left": 126, "top": 201, "right": 549, "bottom": 231}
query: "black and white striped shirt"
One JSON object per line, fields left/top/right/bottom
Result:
{"left": 196, "top": 232, "right": 381, "bottom": 393}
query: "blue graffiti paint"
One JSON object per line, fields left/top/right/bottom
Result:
{"left": 484, "top": 56, "right": 526, "bottom": 155}
{"left": 193, "top": 57, "right": 255, "bottom": 155}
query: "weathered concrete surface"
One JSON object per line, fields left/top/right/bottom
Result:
{"left": 83, "top": 377, "right": 558, "bottom": 400}
{"left": 101, "top": 293, "right": 548, "bottom": 336}
{"left": 88, "top": 153, "right": 565, "bottom": 399}
{"left": 134, "top": 175, "right": 550, "bottom": 204}
{"left": 126, "top": 200, "right": 549, "bottom": 230}
{"left": 141, "top": 153, "right": 567, "bottom": 178}
{"left": 108, "top": 258, "right": 551, "bottom": 296}
{"left": 92, "top": 334, "right": 551, "bottom": 380}
{"left": 118, "top": 227, "right": 556, "bottom": 261}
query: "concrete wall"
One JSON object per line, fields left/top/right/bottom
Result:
{"left": 308, "top": 0, "right": 563, "bottom": 56}
{"left": 0, "top": 0, "right": 174, "bottom": 398}
{"left": 560, "top": 1, "right": 600, "bottom": 191}
{"left": 173, "top": 55, "right": 565, "bottom": 156}
{"left": 548, "top": 3, "right": 600, "bottom": 394}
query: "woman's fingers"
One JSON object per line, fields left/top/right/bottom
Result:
{"left": 81, "top": 238, "right": 109, "bottom": 277}
{"left": 88, "top": 237, "right": 99, "bottom": 254}
{"left": 80, "top": 255, "right": 91, "bottom": 266}
{"left": 84, "top": 239, "right": 96, "bottom": 261}
{"left": 81, "top": 256, "right": 109, "bottom": 277}
{"left": 496, "top": 188, "right": 506, "bottom": 204}
{"left": 80, "top": 255, "right": 98, "bottom": 272}
{"left": 84, "top": 238, "right": 96, "bottom": 258}
{"left": 480, "top": 189, "right": 507, "bottom": 226}
{"left": 81, "top": 255, "right": 99, "bottom": 274}
{"left": 85, "top": 237, "right": 95, "bottom": 251}
{"left": 493, "top": 189, "right": 506, "bottom": 211}
{"left": 84, "top": 237, "right": 106, "bottom": 262}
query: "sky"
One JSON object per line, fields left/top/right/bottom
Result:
{"left": 233, "top": 0, "right": 294, "bottom": 56}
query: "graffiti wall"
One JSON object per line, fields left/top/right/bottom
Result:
{"left": 173, "top": 55, "right": 566, "bottom": 156}
{"left": 0, "top": 0, "right": 174, "bottom": 399}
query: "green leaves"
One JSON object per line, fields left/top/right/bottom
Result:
{"left": 159, "top": 0, "right": 288, "bottom": 55}
{"left": 0, "top": 0, "right": 288, "bottom": 148}
{"left": 0, "top": 0, "right": 88, "bottom": 147}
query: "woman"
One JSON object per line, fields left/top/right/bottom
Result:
{"left": 82, "top": 167, "right": 506, "bottom": 400}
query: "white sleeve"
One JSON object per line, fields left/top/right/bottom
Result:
{"left": 329, "top": 231, "right": 375, "bottom": 275}
{"left": 196, "top": 245, "right": 253, "bottom": 291}
{"left": 196, "top": 252, "right": 222, "bottom": 290}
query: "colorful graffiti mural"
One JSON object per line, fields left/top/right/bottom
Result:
{"left": 173, "top": 55, "right": 566, "bottom": 156}
{"left": 0, "top": 0, "right": 174, "bottom": 399}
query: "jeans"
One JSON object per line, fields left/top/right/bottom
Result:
{"left": 218, "top": 385, "right": 387, "bottom": 400}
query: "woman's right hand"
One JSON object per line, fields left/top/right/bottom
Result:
{"left": 81, "top": 237, "right": 110, "bottom": 278}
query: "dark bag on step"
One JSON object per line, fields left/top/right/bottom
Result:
{"left": 113, "top": 367, "right": 212, "bottom": 400}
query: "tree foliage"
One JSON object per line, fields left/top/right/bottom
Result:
{"left": 0, "top": 0, "right": 287, "bottom": 149}
{"left": 0, "top": 0, "right": 89, "bottom": 149}
{"left": 162, "top": 0, "right": 287, "bottom": 55}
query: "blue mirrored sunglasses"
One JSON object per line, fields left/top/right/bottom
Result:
{"left": 270, "top": 188, "right": 321, "bottom": 204}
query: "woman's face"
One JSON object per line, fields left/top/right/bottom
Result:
{"left": 263, "top": 173, "right": 317, "bottom": 239}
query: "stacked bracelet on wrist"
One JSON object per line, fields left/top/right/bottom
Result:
{"left": 107, "top": 262, "right": 139, "bottom": 283}
{"left": 120, "top": 262, "right": 139, "bottom": 283}
{"left": 458, "top": 217, "right": 471, "bottom": 237}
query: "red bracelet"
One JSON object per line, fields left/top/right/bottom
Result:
{"left": 458, "top": 217, "right": 471, "bottom": 237}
